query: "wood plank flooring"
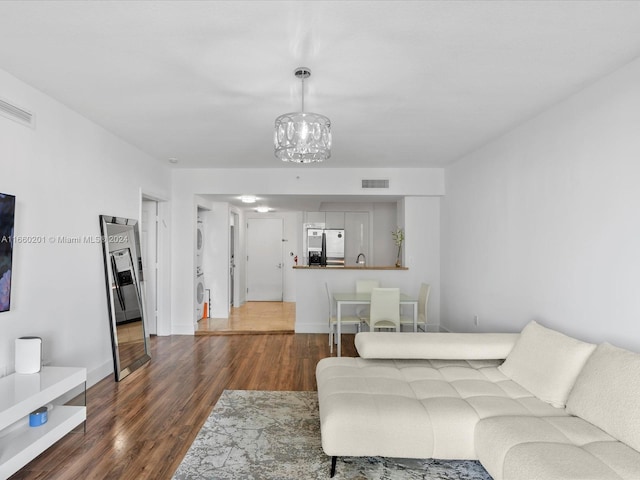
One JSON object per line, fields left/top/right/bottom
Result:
{"left": 10, "top": 333, "right": 357, "bottom": 480}
{"left": 196, "top": 302, "right": 296, "bottom": 334}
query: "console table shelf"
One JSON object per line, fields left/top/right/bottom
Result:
{"left": 0, "top": 367, "right": 86, "bottom": 479}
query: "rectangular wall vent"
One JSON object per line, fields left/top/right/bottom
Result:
{"left": 0, "top": 97, "right": 34, "bottom": 128}
{"left": 361, "top": 179, "right": 389, "bottom": 189}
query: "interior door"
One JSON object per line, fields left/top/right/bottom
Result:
{"left": 141, "top": 199, "right": 158, "bottom": 334}
{"left": 230, "top": 224, "right": 235, "bottom": 307}
{"left": 246, "top": 218, "right": 283, "bottom": 301}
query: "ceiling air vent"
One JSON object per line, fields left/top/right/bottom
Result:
{"left": 361, "top": 179, "right": 389, "bottom": 189}
{"left": 0, "top": 97, "right": 34, "bottom": 128}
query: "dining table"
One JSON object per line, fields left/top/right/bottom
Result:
{"left": 333, "top": 291, "right": 418, "bottom": 357}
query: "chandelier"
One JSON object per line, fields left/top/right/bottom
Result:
{"left": 274, "top": 67, "right": 331, "bottom": 163}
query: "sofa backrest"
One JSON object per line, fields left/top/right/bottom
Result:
{"left": 354, "top": 332, "right": 519, "bottom": 359}
{"left": 566, "top": 342, "right": 640, "bottom": 452}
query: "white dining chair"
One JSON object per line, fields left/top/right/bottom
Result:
{"left": 400, "top": 283, "right": 431, "bottom": 332}
{"left": 355, "top": 279, "right": 380, "bottom": 322}
{"left": 366, "top": 287, "right": 400, "bottom": 332}
{"left": 325, "top": 282, "right": 361, "bottom": 354}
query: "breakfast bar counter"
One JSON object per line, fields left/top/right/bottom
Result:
{"left": 293, "top": 266, "right": 408, "bottom": 270}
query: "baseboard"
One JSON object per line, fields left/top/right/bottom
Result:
{"left": 426, "top": 323, "right": 448, "bottom": 332}
{"left": 88, "top": 359, "right": 113, "bottom": 388}
{"left": 295, "top": 323, "right": 360, "bottom": 334}
{"left": 295, "top": 323, "right": 445, "bottom": 334}
{"left": 172, "top": 324, "right": 196, "bottom": 335}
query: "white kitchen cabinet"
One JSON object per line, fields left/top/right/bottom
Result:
{"left": 325, "top": 212, "right": 345, "bottom": 229}
{"left": 344, "top": 212, "right": 370, "bottom": 266}
{"left": 304, "top": 211, "right": 326, "bottom": 225}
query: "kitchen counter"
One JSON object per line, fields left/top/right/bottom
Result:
{"left": 293, "top": 265, "right": 408, "bottom": 270}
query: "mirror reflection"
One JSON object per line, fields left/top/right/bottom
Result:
{"left": 99, "top": 215, "right": 150, "bottom": 381}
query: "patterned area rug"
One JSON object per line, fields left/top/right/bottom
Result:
{"left": 172, "top": 390, "right": 493, "bottom": 480}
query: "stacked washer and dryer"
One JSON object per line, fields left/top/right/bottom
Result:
{"left": 195, "top": 214, "right": 206, "bottom": 320}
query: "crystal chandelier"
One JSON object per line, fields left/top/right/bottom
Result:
{"left": 274, "top": 67, "right": 331, "bottom": 163}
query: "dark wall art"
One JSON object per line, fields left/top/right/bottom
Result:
{"left": 0, "top": 193, "right": 16, "bottom": 312}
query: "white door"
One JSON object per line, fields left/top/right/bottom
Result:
{"left": 246, "top": 218, "right": 283, "bottom": 301}
{"left": 229, "top": 223, "right": 235, "bottom": 307}
{"left": 141, "top": 199, "right": 158, "bottom": 334}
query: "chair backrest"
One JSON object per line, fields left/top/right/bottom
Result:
{"left": 369, "top": 287, "right": 400, "bottom": 330}
{"left": 418, "top": 283, "right": 431, "bottom": 324}
{"left": 356, "top": 279, "right": 380, "bottom": 294}
{"left": 325, "top": 282, "right": 333, "bottom": 317}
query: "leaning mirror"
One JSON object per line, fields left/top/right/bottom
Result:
{"left": 99, "top": 215, "right": 151, "bottom": 381}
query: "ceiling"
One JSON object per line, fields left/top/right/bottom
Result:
{"left": 1, "top": 1, "right": 640, "bottom": 173}
{"left": 2, "top": 2, "right": 640, "bottom": 213}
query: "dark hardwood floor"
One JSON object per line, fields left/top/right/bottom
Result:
{"left": 11, "top": 333, "right": 357, "bottom": 480}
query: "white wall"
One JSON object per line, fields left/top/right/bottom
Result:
{"left": 441, "top": 57, "right": 640, "bottom": 352}
{"left": 0, "top": 69, "right": 171, "bottom": 383}
{"left": 171, "top": 168, "right": 444, "bottom": 334}
{"left": 373, "top": 202, "right": 400, "bottom": 266}
{"left": 405, "top": 197, "right": 440, "bottom": 327}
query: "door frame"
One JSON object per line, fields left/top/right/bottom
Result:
{"left": 140, "top": 191, "right": 170, "bottom": 336}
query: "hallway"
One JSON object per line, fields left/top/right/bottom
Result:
{"left": 196, "top": 302, "right": 295, "bottom": 335}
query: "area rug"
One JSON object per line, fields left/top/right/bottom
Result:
{"left": 172, "top": 390, "right": 492, "bottom": 480}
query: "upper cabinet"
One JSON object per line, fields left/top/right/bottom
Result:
{"left": 304, "top": 211, "right": 326, "bottom": 225}
{"left": 304, "top": 211, "right": 345, "bottom": 229}
{"left": 325, "top": 212, "right": 345, "bottom": 229}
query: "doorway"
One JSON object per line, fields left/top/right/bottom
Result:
{"left": 246, "top": 217, "right": 284, "bottom": 301}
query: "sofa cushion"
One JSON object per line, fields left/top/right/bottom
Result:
{"left": 566, "top": 342, "right": 640, "bottom": 453}
{"left": 502, "top": 444, "right": 625, "bottom": 480}
{"left": 316, "top": 357, "right": 567, "bottom": 460}
{"left": 475, "top": 415, "right": 640, "bottom": 480}
{"left": 498, "top": 321, "right": 596, "bottom": 407}
{"left": 583, "top": 442, "right": 640, "bottom": 480}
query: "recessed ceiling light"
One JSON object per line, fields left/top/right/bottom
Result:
{"left": 168, "top": 157, "right": 179, "bottom": 164}
{"left": 240, "top": 195, "right": 257, "bottom": 203}
{"left": 255, "top": 206, "right": 270, "bottom": 213}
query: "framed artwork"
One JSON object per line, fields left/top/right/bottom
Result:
{"left": 0, "top": 193, "right": 16, "bottom": 312}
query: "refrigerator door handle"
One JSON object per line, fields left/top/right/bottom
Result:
{"left": 111, "top": 255, "right": 126, "bottom": 310}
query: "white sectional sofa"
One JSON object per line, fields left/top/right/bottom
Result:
{"left": 316, "top": 321, "right": 640, "bottom": 479}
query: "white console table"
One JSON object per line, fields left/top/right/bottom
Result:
{"left": 0, "top": 366, "right": 87, "bottom": 479}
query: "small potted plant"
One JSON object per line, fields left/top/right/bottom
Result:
{"left": 392, "top": 227, "right": 404, "bottom": 267}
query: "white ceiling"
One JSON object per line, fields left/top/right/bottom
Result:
{"left": 1, "top": 1, "right": 640, "bottom": 173}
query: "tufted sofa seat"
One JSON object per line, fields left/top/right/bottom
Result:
{"left": 316, "top": 322, "right": 640, "bottom": 479}
{"left": 316, "top": 356, "right": 567, "bottom": 460}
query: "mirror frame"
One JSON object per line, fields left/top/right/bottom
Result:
{"left": 99, "top": 215, "right": 151, "bottom": 381}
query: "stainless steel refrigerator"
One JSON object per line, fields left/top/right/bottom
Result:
{"left": 308, "top": 228, "right": 345, "bottom": 266}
